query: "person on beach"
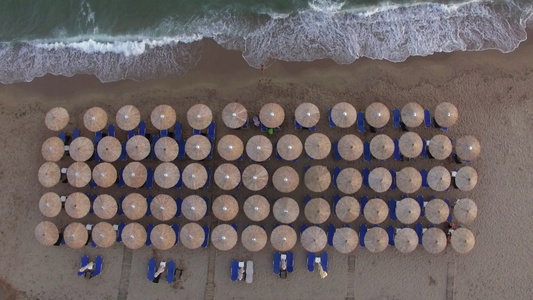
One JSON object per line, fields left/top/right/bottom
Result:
{"left": 260, "top": 64, "right": 265, "bottom": 74}
{"left": 446, "top": 222, "right": 458, "bottom": 244}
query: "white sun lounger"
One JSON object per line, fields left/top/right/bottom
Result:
{"left": 246, "top": 261, "right": 254, "bottom": 283}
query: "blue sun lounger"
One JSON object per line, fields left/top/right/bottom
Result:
{"left": 150, "top": 135, "right": 159, "bottom": 159}
{"left": 389, "top": 200, "right": 397, "bottom": 221}
{"left": 321, "top": 252, "right": 328, "bottom": 272}
{"left": 148, "top": 258, "right": 156, "bottom": 282}
{"left": 420, "top": 169, "right": 429, "bottom": 188}
{"left": 420, "top": 139, "right": 428, "bottom": 157}
{"left": 73, "top": 128, "right": 80, "bottom": 139}
{"left": 273, "top": 252, "right": 281, "bottom": 274}
{"left": 387, "top": 226, "right": 395, "bottom": 246}
{"left": 231, "top": 260, "right": 239, "bottom": 281}
{"left": 327, "top": 224, "right": 335, "bottom": 246}
{"left": 178, "top": 140, "right": 186, "bottom": 159}
{"left": 415, "top": 223, "right": 423, "bottom": 244}
{"left": 167, "top": 260, "right": 176, "bottom": 283}
{"left": 295, "top": 119, "right": 302, "bottom": 130}
{"left": 78, "top": 255, "right": 89, "bottom": 276}
{"left": 118, "top": 168, "right": 125, "bottom": 187}
{"left": 363, "top": 142, "right": 371, "bottom": 162}
{"left": 145, "top": 168, "right": 154, "bottom": 189}
{"left": 307, "top": 252, "right": 315, "bottom": 272}
{"left": 118, "top": 196, "right": 125, "bottom": 215}
{"left": 417, "top": 196, "right": 425, "bottom": 217}
{"left": 175, "top": 198, "right": 182, "bottom": 217}
{"left": 393, "top": 109, "right": 401, "bottom": 128}
{"left": 116, "top": 222, "right": 125, "bottom": 242}
{"left": 361, "top": 196, "right": 368, "bottom": 213}
{"left": 108, "top": 125, "right": 115, "bottom": 137}
{"left": 359, "top": 224, "right": 367, "bottom": 247}
{"left": 363, "top": 168, "right": 370, "bottom": 187}
{"left": 160, "top": 129, "right": 168, "bottom": 137}
{"left": 172, "top": 224, "right": 179, "bottom": 245}
{"left": 207, "top": 121, "right": 216, "bottom": 140}
{"left": 393, "top": 139, "right": 402, "bottom": 161}
{"left": 332, "top": 167, "right": 341, "bottom": 188}
{"left": 119, "top": 142, "right": 127, "bottom": 161}
{"left": 304, "top": 194, "right": 311, "bottom": 204}
{"left": 59, "top": 131, "right": 66, "bottom": 143}
{"left": 300, "top": 224, "right": 308, "bottom": 234}
{"left": 328, "top": 108, "right": 336, "bottom": 127}
{"left": 390, "top": 170, "right": 397, "bottom": 190}
{"left": 357, "top": 112, "right": 365, "bottom": 132}
{"left": 173, "top": 122, "right": 182, "bottom": 141}
{"left": 287, "top": 252, "right": 294, "bottom": 272}
{"left": 203, "top": 197, "right": 210, "bottom": 216}
{"left": 424, "top": 110, "right": 433, "bottom": 127}
{"left": 128, "top": 130, "right": 135, "bottom": 139}
{"left": 94, "top": 130, "right": 103, "bottom": 144}
{"left": 333, "top": 194, "right": 341, "bottom": 214}
{"left": 146, "top": 195, "right": 153, "bottom": 216}
{"left": 332, "top": 141, "right": 341, "bottom": 160}
{"left": 202, "top": 226, "right": 210, "bottom": 248}
{"left": 146, "top": 224, "right": 154, "bottom": 246}
{"left": 138, "top": 121, "right": 146, "bottom": 136}
{"left": 91, "top": 256, "right": 103, "bottom": 278}
{"left": 444, "top": 199, "right": 452, "bottom": 222}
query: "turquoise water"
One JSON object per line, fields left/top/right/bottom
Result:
{"left": 0, "top": 0, "right": 532, "bottom": 83}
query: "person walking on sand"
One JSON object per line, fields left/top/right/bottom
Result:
{"left": 260, "top": 65, "right": 265, "bottom": 74}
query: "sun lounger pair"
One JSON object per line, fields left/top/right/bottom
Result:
{"left": 148, "top": 259, "right": 176, "bottom": 283}
{"left": 274, "top": 252, "right": 294, "bottom": 276}
{"left": 78, "top": 255, "right": 102, "bottom": 278}
{"left": 307, "top": 252, "right": 328, "bottom": 272}
{"left": 295, "top": 119, "right": 316, "bottom": 131}
{"left": 231, "top": 260, "right": 252, "bottom": 283}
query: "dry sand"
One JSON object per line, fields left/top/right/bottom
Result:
{"left": 0, "top": 35, "right": 533, "bottom": 300}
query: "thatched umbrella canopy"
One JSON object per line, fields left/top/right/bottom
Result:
{"left": 337, "top": 134, "right": 363, "bottom": 161}
{"left": 394, "top": 228, "right": 418, "bottom": 253}
{"left": 401, "top": 102, "right": 424, "bottom": 127}
{"left": 336, "top": 168, "right": 362, "bottom": 194}
{"left": 217, "top": 135, "right": 244, "bottom": 161}
{"left": 93, "top": 194, "right": 118, "bottom": 220}
{"left": 295, "top": 103, "right": 320, "bottom": 128}
{"left": 116, "top": 105, "right": 141, "bottom": 131}
{"left": 242, "top": 164, "right": 268, "bottom": 191}
{"left": 35, "top": 221, "right": 59, "bottom": 246}
{"left": 151, "top": 224, "right": 176, "bottom": 250}
{"left": 38, "top": 162, "right": 60, "bottom": 188}
{"left": 304, "top": 198, "right": 331, "bottom": 225}
{"left": 150, "top": 194, "right": 177, "bottom": 221}
{"left": 182, "top": 163, "right": 208, "bottom": 190}
{"left": 83, "top": 107, "right": 107, "bottom": 132}
{"left": 65, "top": 192, "right": 91, "bottom": 219}
{"left": 222, "top": 102, "right": 247, "bottom": 129}
{"left": 332, "top": 227, "right": 358, "bottom": 254}
{"left": 272, "top": 166, "right": 299, "bottom": 193}
{"left": 97, "top": 136, "right": 122, "bottom": 162}
{"left": 304, "top": 165, "right": 331, "bottom": 193}
{"left": 396, "top": 198, "right": 421, "bottom": 224}
{"left": 330, "top": 102, "right": 357, "bottom": 128}
{"left": 154, "top": 162, "right": 180, "bottom": 189}
{"left": 434, "top": 102, "right": 458, "bottom": 128}
{"left": 259, "top": 102, "right": 285, "bottom": 128}
{"left": 244, "top": 195, "right": 270, "bottom": 222}
{"left": 67, "top": 162, "right": 92, "bottom": 188}
{"left": 422, "top": 228, "right": 447, "bottom": 254}
{"left": 455, "top": 166, "right": 478, "bottom": 191}
{"left": 270, "top": 225, "right": 297, "bottom": 252}
{"left": 214, "top": 163, "right": 241, "bottom": 191}
{"left": 151, "top": 104, "right": 176, "bottom": 130}
{"left": 335, "top": 196, "right": 360, "bottom": 223}
{"left": 363, "top": 198, "right": 388, "bottom": 224}
{"left": 121, "top": 222, "right": 147, "bottom": 250}
{"left": 399, "top": 132, "right": 423, "bottom": 158}
{"left": 122, "top": 162, "right": 147, "bottom": 188}
{"left": 365, "top": 102, "right": 390, "bottom": 128}
{"left": 370, "top": 134, "right": 394, "bottom": 160}
{"left": 154, "top": 137, "right": 179, "bottom": 162}
{"left": 456, "top": 135, "right": 481, "bottom": 161}
{"left": 39, "top": 192, "right": 62, "bottom": 218}
{"left": 211, "top": 224, "right": 238, "bottom": 251}
{"left": 301, "top": 226, "right": 327, "bottom": 253}
{"left": 187, "top": 104, "right": 212, "bottom": 130}
{"left": 180, "top": 223, "right": 205, "bottom": 250}
{"left": 92, "top": 222, "right": 116, "bottom": 248}
{"left": 453, "top": 198, "right": 478, "bottom": 224}
{"left": 273, "top": 197, "right": 299, "bottom": 224}
{"left": 246, "top": 135, "right": 273, "bottom": 162}
{"left": 451, "top": 228, "right": 475, "bottom": 254}
{"left": 212, "top": 195, "right": 239, "bottom": 221}
{"left": 304, "top": 133, "right": 331, "bottom": 160}
{"left": 428, "top": 134, "right": 452, "bottom": 160}
{"left": 69, "top": 137, "right": 94, "bottom": 162}
{"left": 185, "top": 135, "right": 211, "bottom": 161}
{"left": 45, "top": 107, "right": 69, "bottom": 131}
{"left": 396, "top": 167, "right": 422, "bottom": 194}
{"left": 277, "top": 134, "right": 303, "bottom": 161}
{"left": 41, "top": 137, "right": 64, "bottom": 162}
{"left": 126, "top": 135, "right": 151, "bottom": 161}
{"left": 364, "top": 227, "right": 388, "bottom": 253}
{"left": 182, "top": 195, "right": 207, "bottom": 221}
{"left": 64, "top": 222, "right": 89, "bottom": 249}
{"left": 368, "top": 167, "right": 392, "bottom": 193}
{"left": 122, "top": 193, "right": 148, "bottom": 221}
{"left": 427, "top": 166, "right": 451, "bottom": 192}
{"left": 92, "top": 162, "right": 117, "bottom": 188}
{"left": 241, "top": 225, "right": 268, "bottom": 252}
{"left": 425, "top": 199, "right": 449, "bottom": 224}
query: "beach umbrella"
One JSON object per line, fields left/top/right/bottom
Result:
{"left": 211, "top": 224, "right": 238, "bottom": 251}
{"left": 151, "top": 224, "right": 176, "bottom": 250}
{"left": 214, "top": 163, "right": 241, "bottom": 191}
{"left": 273, "top": 197, "right": 299, "bottom": 224}
{"left": 182, "top": 163, "right": 208, "bottom": 190}
{"left": 93, "top": 194, "right": 118, "bottom": 220}
{"left": 151, "top": 104, "right": 176, "bottom": 130}
{"left": 121, "top": 223, "right": 147, "bottom": 250}
{"left": 243, "top": 195, "right": 270, "bottom": 222}
{"left": 295, "top": 102, "right": 320, "bottom": 128}
{"left": 38, "top": 162, "right": 60, "bottom": 188}
{"left": 370, "top": 134, "right": 394, "bottom": 160}
{"left": 69, "top": 137, "right": 94, "bottom": 162}
{"left": 64, "top": 222, "right": 89, "bottom": 249}
{"left": 453, "top": 198, "right": 478, "bottom": 224}
{"left": 41, "top": 136, "right": 64, "bottom": 162}
{"left": 422, "top": 228, "right": 447, "bottom": 254}
{"left": 92, "top": 162, "right": 117, "bottom": 188}
{"left": 337, "top": 134, "right": 363, "bottom": 161}
{"left": 83, "top": 107, "right": 107, "bottom": 132}
{"left": 67, "top": 162, "right": 92, "bottom": 188}
{"left": 242, "top": 164, "right": 268, "bottom": 191}
{"left": 126, "top": 135, "right": 151, "bottom": 161}
{"left": 336, "top": 168, "right": 362, "bottom": 194}
{"left": 150, "top": 194, "right": 178, "bottom": 221}
{"left": 154, "top": 137, "right": 179, "bottom": 162}
{"left": 187, "top": 104, "right": 212, "bottom": 130}
{"left": 241, "top": 225, "right": 268, "bottom": 252}
{"left": 364, "top": 227, "right": 388, "bottom": 253}
{"left": 399, "top": 132, "right": 423, "bottom": 158}
{"left": 428, "top": 134, "right": 452, "bottom": 160}
{"left": 365, "top": 102, "right": 390, "bottom": 128}
{"left": 304, "top": 198, "right": 331, "bottom": 225}
{"left": 65, "top": 192, "right": 91, "bottom": 219}
{"left": 427, "top": 166, "right": 451, "bottom": 192}
{"left": 35, "top": 221, "right": 59, "bottom": 246}
{"left": 270, "top": 225, "right": 297, "bottom": 252}
{"left": 455, "top": 166, "right": 478, "bottom": 191}
{"left": 434, "top": 102, "right": 458, "bottom": 128}
{"left": 368, "top": 167, "right": 392, "bottom": 193}
{"left": 304, "top": 165, "right": 331, "bottom": 193}
{"left": 259, "top": 102, "right": 285, "bottom": 128}
{"left": 456, "top": 135, "right": 481, "bottom": 161}
{"left": 304, "top": 133, "right": 331, "bottom": 160}
{"left": 301, "top": 226, "right": 327, "bottom": 253}
{"left": 116, "top": 105, "right": 141, "bottom": 131}
{"left": 451, "top": 228, "right": 475, "bottom": 254}
{"left": 154, "top": 162, "right": 180, "bottom": 188}
{"left": 222, "top": 102, "right": 247, "bottom": 129}
{"left": 396, "top": 167, "right": 422, "bottom": 194}
{"left": 272, "top": 166, "right": 299, "bottom": 193}
{"left": 97, "top": 136, "right": 121, "bottom": 162}
{"left": 39, "top": 192, "right": 62, "bottom": 218}
{"left": 401, "top": 102, "right": 424, "bottom": 127}
{"left": 335, "top": 196, "right": 360, "bottom": 223}
{"left": 396, "top": 198, "right": 421, "bottom": 224}
{"left": 332, "top": 227, "right": 358, "bottom": 254}
{"left": 330, "top": 102, "right": 357, "bottom": 128}
{"left": 425, "top": 199, "right": 450, "bottom": 224}
{"left": 246, "top": 135, "right": 272, "bottom": 162}
{"left": 185, "top": 135, "right": 211, "bottom": 161}
{"left": 394, "top": 228, "right": 418, "bottom": 253}
{"left": 92, "top": 222, "right": 116, "bottom": 248}
{"left": 122, "top": 193, "right": 147, "bottom": 221}
{"left": 182, "top": 195, "right": 207, "bottom": 221}
{"left": 212, "top": 195, "right": 239, "bottom": 221}
{"left": 45, "top": 107, "right": 69, "bottom": 131}
{"left": 122, "top": 162, "right": 147, "bottom": 188}
{"left": 180, "top": 223, "right": 205, "bottom": 250}
{"left": 276, "top": 134, "right": 303, "bottom": 161}
{"left": 363, "top": 198, "right": 388, "bottom": 224}
{"left": 217, "top": 135, "right": 244, "bottom": 161}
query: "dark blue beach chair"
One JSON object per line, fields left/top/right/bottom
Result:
{"left": 357, "top": 112, "right": 365, "bottom": 132}
{"left": 361, "top": 196, "right": 368, "bottom": 213}
{"left": 273, "top": 252, "right": 281, "bottom": 274}
{"left": 148, "top": 258, "right": 156, "bottom": 282}
{"left": 207, "top": 121, "right": 216, "bottom": 140}
{"left": 444, "top": 199, "right": 452, "bottom": 222}
{"left": 150, "top": 135, "right": 159, "bottom": 159}
{"left": 389, "top": 200, "right": 397, "bottom": 221}
{"left": 118, "top": 168, "right": 125, "bottom": 187}
{"left": 363, "top": 142, "right": 371, "bottom": 162}
{"left": 321, "top": 252, "right": 328, "bottom": 272}
{"left": 116, "top": 222, "right": 125, "bottom": 242}
{"left": 287, "top": 252, "right": 294, "bottom": 273}
{"left": 119, "top": 142, "right": 127, "bottom": 161}
{"left": 167, "top": 261, "right": 176, "bottom": 283}
{"left": 390, "top": 169, "right": 397, "bottom": 190}
{"left": 362, "top": 168, "right": 370, "bottom": 187}
{"left": 178, "top": 140, "right": 186, "bottom": 159}
{"left": 202, "top": 225, "right": 210, "bottom": 248}
{"left": 146, "top": 195, "right": 153, "bottom": 216}
{"left": 393, "top": 139, "right": 402, "bottom": 161}
{"left": 59, "top": 131, "right": 66, "bottom": 143}
{"left": 327, "top": 224, "right": 335, "bottom": 246}
{"left": 295, "top": 119, "right": 302, "bottom": 130}
{"left": 204, "top": 167, "right": 211, "bottom": 188}
{"left": 138, "top": 121, "right": 146, "bottom": 136}
{"left": 175, "top": 198, "right": 182, "bottom": 217}
{"left": 387, "top": 226, "right": 395, "bottom": 246}
{"left": 332, "top": 141, "right": 341, "bottom": 160}
{"left": 94, "top": 131, "right": 103, "bottom": 144}
{"left": 415, "top": 223, "right": 423, "bottom": 245}
{"left": 231, "top": 260, "right": 239, "bottom": 281}
{"left": 91, "top": 256, "right": 102, "bottom": 278}
{"left": 160, "top": 129, "right": 168, "bottom": 137}
{"left": 328, "top": 108, "right": 336, "bottom": 127}
{"left": 128, "top": 130, "right": 135, "bottom": 139}
{"left": 78, "top": 255, "right": 89, "bottom": 276}
{"left": 174, "top": 122, "right": 182, "bottom": 141}
{"left": 332, "top": 167, "right": 341, "bottom": 188}
{"left": 424, "top": 110, "right": 433, "bottom": 127}
{"left": 417, "top": 196, "right": 425, "bottom": 217}
{"left": 108, "top": 125, "right": 115, "bottom": 137}
{"left": 73, "top": 128, "right": 80, "bottom": 139}
{"left": 146, "top": 224, "right": 154, "bottom": 246}
{"left": 307, "top": 252, "right": 315, "bottom": 272}
{"left": 359, "top": 224, "right": 367, "bottom": 247}
{"left": 145, "top": 168, "right": 154, "bottom": 189}
{"left": 420, "top": 139, "right": 428, "bottom": 157}
{"left": 333, "top": 194, "right": 341, "bottom": 214}
{"left": 393, "top": 109, "right": 401, "bottom": 128}
{"left": 420, "top": 169, "right": 429, "bottom": 188}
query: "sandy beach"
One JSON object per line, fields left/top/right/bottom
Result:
{"left": 1, "top": 34, "right": 533, "bottom": 300}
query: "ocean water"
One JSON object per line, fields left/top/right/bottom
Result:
{"left": 0, "top": 0, "right": 532, "bottom": 84}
